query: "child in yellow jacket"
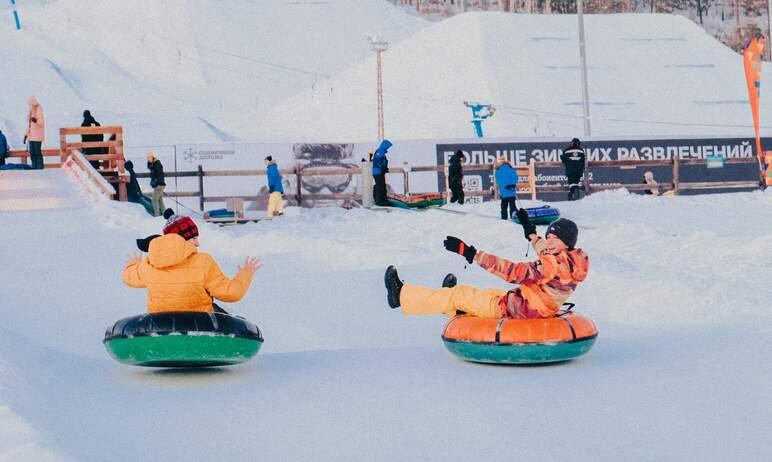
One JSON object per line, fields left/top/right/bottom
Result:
{"left": 124, "top": 215, "right": 261, "bottom": 313}
{"left": 385, "top": 211, "right": 588, "bottom": 319}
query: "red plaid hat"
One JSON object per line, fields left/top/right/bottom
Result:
{"left": 163, "top": 216, "right": 199, "bottom": 240}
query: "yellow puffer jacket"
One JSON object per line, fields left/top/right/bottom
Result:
{"left": 122, "top": 234, "right": 253, "bottom": 313}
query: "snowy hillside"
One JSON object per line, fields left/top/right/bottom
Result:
{"left": 0, "top": 169, "right": 770, "bottom": 460}
{"left": 0, "top": 0, "right": 427, "bottom": 146}
{"left": 252, "top": 12, "right": 772, "bottom": 142}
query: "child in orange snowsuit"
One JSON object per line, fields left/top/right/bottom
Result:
{"left": 385, "top": 211, "right": 588, "bottom": 319}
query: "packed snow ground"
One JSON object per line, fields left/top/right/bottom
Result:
{"left": 0, "top": 169, "right": 770, "bottom": 461}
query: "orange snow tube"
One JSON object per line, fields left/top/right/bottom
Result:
{"left": 442, "top": 312, "right": 597, "bottom": 364}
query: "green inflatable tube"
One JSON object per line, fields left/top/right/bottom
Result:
{"left": 104, "top": 312, "right": 263, "bottom": 367}
{"left": 442, "top": 337, "right": 596, "bottom": 364}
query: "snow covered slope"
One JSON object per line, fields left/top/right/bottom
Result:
{"left": 0, "top": 183, "right": 770, "bottom": 460}
{"left": 247, "top": 12, "right": 772, "bottom": 142}
{"left": 0, "top": 0, "right": 427, "bottom": 146}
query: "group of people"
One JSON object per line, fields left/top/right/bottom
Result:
{"left": 0, "top": 96, "right": 113, "bottom": 170}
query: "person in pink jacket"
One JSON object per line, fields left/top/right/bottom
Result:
{"left": 23, "top": 96, "right": 45, "bottom": 169}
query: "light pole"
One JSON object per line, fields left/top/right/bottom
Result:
{"left": 368, "top": 35, "right": 388, "bottom": 141}
{"left": 577, "top": 0, "right": 591, "bottom": 136}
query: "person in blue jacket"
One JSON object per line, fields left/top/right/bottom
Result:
{"left": 371, "top": 139, "right": 392, "bottom": 206}
{"left": 0, "top": 129, "right": 8, "bottom": 166}
{"left": 494, "top": 157, "right": 518, "bottom": 220}
{"left": 265, "top": 155, "right": 285, "bottom": 217}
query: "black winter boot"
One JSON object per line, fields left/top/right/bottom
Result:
{"left": 442, "top": 273, "right": 457, "bottom": 288}
{"left": 384, "top": 266, "right": 404, "bottom": 309}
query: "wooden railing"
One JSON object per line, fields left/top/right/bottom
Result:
{"left": 60, "top": 126, "right": 128, "bottom": 201}
{"left": 136, "top": 155, "right": 763, "bottom": 211}
{"left": 5, "top": 148, "right": 63, "bottom": 168}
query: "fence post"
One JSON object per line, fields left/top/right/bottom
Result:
{"left": 402, "top": 162, "right": 410, "bottom": 196}
{"left": 672, "top": 154, "right": 680, "bottom": 195}
{"left": 583, "top": 156, "right": 592, "bottom": 196}
{"left": 361, "top": 160, "right": 373, "bottom": 208}
{"left": 295, "top": 165, "right": 303, "bottom": 207}
{"left": 198, "top": 164, "right": 204, "bottom": 211}
{"left": 492, "top": 163, "right": 499, "bottom": 201}
{"left": 529, "top": 158, "right": 537, "bottom": 201}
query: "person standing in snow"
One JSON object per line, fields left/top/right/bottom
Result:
{"left": 643, "top": 171, "right": 660, "bottom": 196}
{"left": 81, "top": 110, "right": 104, "bottom": 170}
{"left": 265, "top": 155, "right": 285, "bottom": 217}
{"left": 24, "top": 96, "right": 45, "bottom": 169}
{"left": 371, "top": 139, "right": 392, "bottom": 206}
{"left": 0, "top": 129, "right": 8, "bottom": 166}
{"left": 448, "top": 150, "right": 465, "bottom": 204}
{"left": 384, "top": 210, "right": 588, "bottom": 320}
{"left": 146, "top": 152, "right": 166, "bottom": 216}
{"left": 494, "top": 157, "right": 518, "bottom": 220}
{"left": 561, "top": 138, "right": 586, "bottom": 201}
{"left": 125, "top": 214, "right": 262, "bottom": 314}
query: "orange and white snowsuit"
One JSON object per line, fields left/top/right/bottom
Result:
{"left": 401, "top": 238, "right": 589, "bottom": 319}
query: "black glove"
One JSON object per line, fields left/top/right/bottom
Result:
{"left": 443, "top": 235, "right": 476, "bottom": 264}
{"left": 516, "top": 208, "right": 536, "bottom": 241}
{"left": 504, "top": 184, "right": 517, "bottom": 191}
{"left": 268, "top": 187, "right": 275, "bottom": 193}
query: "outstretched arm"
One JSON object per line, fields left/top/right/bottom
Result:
{"left": 204, "top": 256, "right": 260, "bottom": 302}
{"left": 122, "top": 252, "right": 147, "bottom": 288}
{"left": 474, "top": 242, "right": 556, "bottom": 284}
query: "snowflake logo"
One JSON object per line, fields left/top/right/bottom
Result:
{"left": 183, "top": 148, "right": 199, "bottom": 163}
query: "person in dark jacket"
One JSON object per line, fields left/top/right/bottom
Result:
{"left": 560, "top": 138, "right": 586, "bottom": 201}
{"left": 371, "top": 139, "right": 392, "bottom": 206}
{"left": 0, "top": 129, "right": 8, "bottom": 166}
{"left": 125, "top": 160, "right": 154, "bottom": 215}
{"left": 448, "top": 150, "right": 465, "bottom": 204}
{"left": 265, "top": 155, "right": 285, "bottom": 217}
{"left": 494, "top": 158, "right": 518, "bottom": 219}
{"left": 147, "top": 152, "right": 166, "bottom": 216}
{"left": 81, "top": 110, "right": 104, "bottom": 169}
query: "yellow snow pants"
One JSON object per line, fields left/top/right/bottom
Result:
{"left": 400, "top": 284, "right": 506, "bottom": 318}
{"left": 267, "top": 192, "right": 285, "bottom": 217}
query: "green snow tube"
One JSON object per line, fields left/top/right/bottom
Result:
{"left": 386, "top": 193, "right": 445, "bottom": 209}
{"left": 511, "top": 206, "right": 560, "bottom": 225}
{"left": 104, "top": 312, "right": 263, "bottom": 367}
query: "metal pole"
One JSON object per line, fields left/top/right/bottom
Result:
{"left": 577, "top": 0, "right": 592, "bottom": 136}
{"left": 377, "top": 49, "right": 384, "bottom": 140}
{"left": 767, "top": 0, "right": 772, "bottom": 61}
{"left": 10, "top": 0, "right": 21, "bottom": 30}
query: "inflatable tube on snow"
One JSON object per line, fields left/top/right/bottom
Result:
{"left": 387, "top": 193, "right": 445, "bottom": 209}
{"left": 442, "top": 312, "right": 597, "bottom": 364}
{"left": 511, "top": 206, "right": 560, "bottom": 225}
{"left": 103, "top": 312, "right": 263, "bottom": 367}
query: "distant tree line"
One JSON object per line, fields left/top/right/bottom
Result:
{"left": 388, "top": 0, "right": 771, "bottom": 57}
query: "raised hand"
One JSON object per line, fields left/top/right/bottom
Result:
{"left": 443, "top": 235, "right": 477, "bottom": 264}
{"left": 516, "top": 208, "right": 536, "bottom": 241}
{"left": 239, "top": 256, "right": 263, "bottom": 274}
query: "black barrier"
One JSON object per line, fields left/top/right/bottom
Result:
{"left": 437, "top": 137, "right": 768, "bottom": 202}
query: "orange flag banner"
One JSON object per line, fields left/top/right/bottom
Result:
{"left": 743, "top": 34, "right": 764, "bottom": 170}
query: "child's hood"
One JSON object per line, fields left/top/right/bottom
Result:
{"left": 147, "top": 234, "right": 197, "bottom": 269}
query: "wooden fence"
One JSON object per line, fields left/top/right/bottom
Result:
{"left": 131, "top": 156, "right": 760, "bottom": 211}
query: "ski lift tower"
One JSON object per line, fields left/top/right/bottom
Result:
{"left": 368, "top": 35, "right": 388, "bottom": 141}
{"left": 463, "top": 100, "right": 496, "bottom": 138}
